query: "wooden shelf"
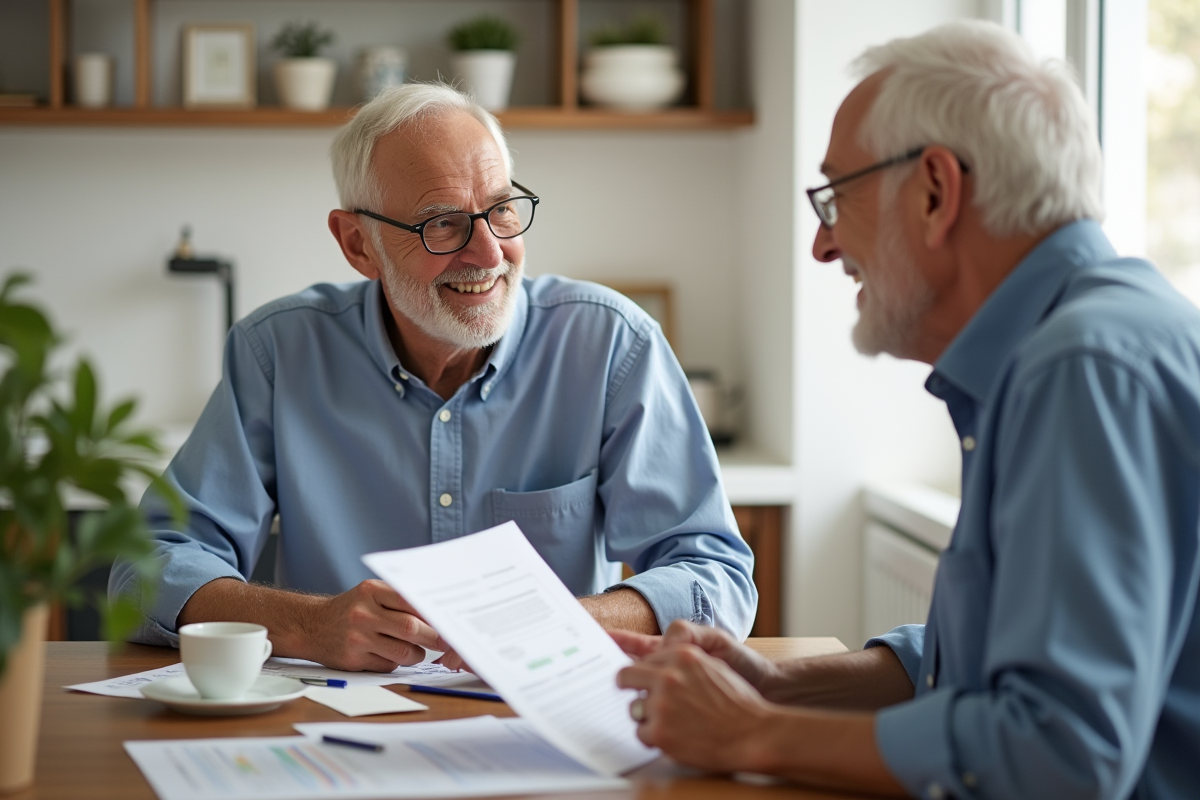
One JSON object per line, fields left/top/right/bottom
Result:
{"left": 0, "top": 105, "right": 753, "bottom": 129}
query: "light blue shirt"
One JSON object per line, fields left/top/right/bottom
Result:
{"left": 868, "top": 221, "right": 1200, "bottom": 800}
{"left": 111, "top": 276, "right": 756, "bottom": 646}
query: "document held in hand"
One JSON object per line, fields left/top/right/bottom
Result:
{"left": 362, "top": 521, "right": 659, "bottom": 776}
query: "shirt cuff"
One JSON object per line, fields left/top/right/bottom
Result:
{"left": 865, "top": 624, "right": 925, "bottom": 688}
{"left": 877, "top": 688, "right": 967, "bottom": 800}
{"left": 608, "top": 567, "right": 713, "bottom": 633}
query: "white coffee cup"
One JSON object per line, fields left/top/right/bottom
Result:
{"left": 73, "top": 53, "right": 114, "bottom": 108}
{"left": 179, "top": 622, "right": 272, "bottom": 700}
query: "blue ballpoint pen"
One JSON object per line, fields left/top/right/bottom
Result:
{"left": 299, "top": 677, "right": 348, "bottom": 688}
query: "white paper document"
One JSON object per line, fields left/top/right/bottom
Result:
{"left": 68, "top": 656, "right": 464, "bottom": 699}
{"left": 304, "top": 685, "right": 428, "bottom": 716}
{"left": 124, "top": 716, "right": 627, "bottom": 800}
{"left": 362, "top": 521, "right": 659, "bottom": 776}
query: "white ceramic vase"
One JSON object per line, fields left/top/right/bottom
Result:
{"left": 580, "top": 45, "right": 685, "bottom": 111}
{"left": 274, "top": 57, "right": 338, "bottom": 111}
{"left": 358, "top": 46, "right": 407, "bottom": 102}
{"left": 451, "top": 50, "right": 516, "bottom": 112}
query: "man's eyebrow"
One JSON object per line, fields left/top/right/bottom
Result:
{"left": 416, "top": 202, "right": 460, "bottom": 217}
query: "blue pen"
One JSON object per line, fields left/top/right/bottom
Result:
{"left": 408, "top": 683, "right": 503, "bottom": 702}
{"left": 299, "top": 677, "right": 348, "bottom": 688}
{"left": 322, "top": 735, "right": 383, "bottom": 753}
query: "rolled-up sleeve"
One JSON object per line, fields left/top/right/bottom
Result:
{"left": 108, "top": 325, "right": 278, "bottom": 646}
{"left": 597, "top": 320, "right": 757, "bottom": 639}
{"left": 877, "top": 354, "right": 1187, "bottom": 800}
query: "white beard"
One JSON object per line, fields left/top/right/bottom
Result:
{"left": 373, "top": 232, "right": 523, "bottom": 349}
{"left": 850, "top": 205, "right": 934, "bottom": 358}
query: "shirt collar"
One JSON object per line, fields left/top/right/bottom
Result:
{"left": 930, "top": 219, "right": 1117, "bottom": 404}
{"left": 361, "top": 277, "right": 530, "bottom": 401}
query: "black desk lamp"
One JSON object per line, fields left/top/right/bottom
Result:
{"left": 167, "top": 226, "right": 235, "bottom": 332}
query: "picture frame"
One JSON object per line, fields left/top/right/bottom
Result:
{"left": 599, "top": 282, "right": 676, "bottom": 347}
{"left": 182, "top": 23, "right": 256, "bottom": 109}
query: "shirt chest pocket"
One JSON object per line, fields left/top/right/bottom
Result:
{"left": 489, "top": 471, "right": 599, "bottom": 566}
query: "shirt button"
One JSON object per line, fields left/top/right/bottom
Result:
{"left": 393, "top": 383, "right": 403, "bottom": 393}
{"left": 438, "top": 493, "right": 453, "bottom": 507}
{"left": 438, "top": 409, "right": 451, "bottom": 423}
{"left": 963, "top": 772, "right": 978, "bottom": 788}
{"left": 398, "top": 373, "right": 409, "bottom": 381}
{"left": 926, "top": 673, "right": 934, "bottom": 688}
{"left": 962, "top": 435, "right": 976, "bottom": 451}
{"left": 927, "top": 783, "right": 944, "bottom": 800}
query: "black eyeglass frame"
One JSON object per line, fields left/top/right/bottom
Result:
{"left": 806, "top": 146, "right": 969, "bottom": 228}
{"left": 354, "top": 180, "right": 540, "bottom": 255}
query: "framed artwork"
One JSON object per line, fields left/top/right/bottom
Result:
{"left": 600, "top": 282, "right": 676, "bottom": 346}
{"left": 183, "top": 23, "right": 256, "bottom": 108}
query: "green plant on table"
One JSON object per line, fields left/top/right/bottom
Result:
{"left": 589, "top": 13, "right": 668, "bottom": 47}
{"left": 0, "top": 273, "right": 183, "bottom": 677}
{"left": 271, "top": 21, "right": 335, "bottom": 58}
{"left": 448, "top": 16, "right": 520, "bottom": 52}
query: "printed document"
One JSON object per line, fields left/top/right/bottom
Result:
{"left": 124, "top": 716, "right": 626, "bottom": 800}
{"left": 362, "top": 521, "right": 659, "bottom": 776}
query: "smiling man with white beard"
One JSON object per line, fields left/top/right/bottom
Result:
{"left": 111, "top": 83, "right": 756, "bottom": 673}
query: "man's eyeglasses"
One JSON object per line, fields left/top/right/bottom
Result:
{"left": 355, "top": 181, "right": 539, "bottom": 255}
{"left": 806, "top": 147, "right": 968, "bottom": 228}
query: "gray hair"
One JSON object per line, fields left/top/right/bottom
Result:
{"left": 330, "top": 82, "right": 514, "bottom": 213}
{"left": 853, "top": 20, "right": 1104, "bottom": 238}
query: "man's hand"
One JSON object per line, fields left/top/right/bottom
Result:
{"left": 178, "top": 577, "right": 450, "bottom": 673}
{"left": 611, "top": 619, "right": 780, "bottom": 694}
{"left": 308, "top": 579, "right": 449, "bottom": 671}
{"left": 616, "top": 639, "right": 775, "bottom": 772}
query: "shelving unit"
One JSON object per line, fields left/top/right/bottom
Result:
{"left": 0, "top": 0, "right": 753, "bottom": 130}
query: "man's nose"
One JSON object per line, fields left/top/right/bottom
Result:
{"left": 461, "top": 216, "right": 504, "bottom": 267}
{"left": 812, "top": 223, "right": 841, "bottom": 263}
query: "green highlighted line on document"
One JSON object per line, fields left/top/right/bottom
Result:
{"left": 527, "top": 657, "right": 553, "bottom": 670}
{"left": 562, "top": 646, "right": 579, "bottom": 657}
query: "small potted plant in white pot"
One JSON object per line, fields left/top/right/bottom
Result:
{"left": 448, "top": 16, "right": 519, "bottom": 112}
{"left": 0, "top": 274, "right": 182, "bottom": 793}
{"left": 581, "top": 14, "right": 685, "bottom": 111}
{"left": 271, "top": 20, "right": 337, "bottom": 111}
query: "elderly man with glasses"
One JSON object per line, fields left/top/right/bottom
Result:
{"left": 616, "top": 20, "right": 1200, "bottom": 800}
{"left": 110, "top": 83, "right": 756, "bottom": 672}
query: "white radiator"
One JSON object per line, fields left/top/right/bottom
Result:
{"left": 863, "top": 522, "right": 940, "bottom": 640}
{"left": 862, "top": 483, "right": 959, "bottom": 642}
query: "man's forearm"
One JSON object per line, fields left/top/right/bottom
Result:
{"left": 739, "top": 707, "right": 907, "bottom": 796}
{"left": 579, "top": 588, "right": 660, "bottom": 634}
{"left": 177, "top": 578, "right": 324, "bottom": 659}
{"left": 762, "top": 646, "right": 914, "bottom": 710}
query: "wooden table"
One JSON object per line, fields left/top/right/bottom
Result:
{"left": 14, "top": 639, "right": 876, "bottom": 800}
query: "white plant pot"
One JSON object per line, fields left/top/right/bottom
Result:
{"left": 580, "top": 45, "right": 685, "bottom": 111}
{"left": 274, "top": 58, "right": 338, "bottom": 111}
{"left": 451, "top": 50, "right": 516, "bottom": 112}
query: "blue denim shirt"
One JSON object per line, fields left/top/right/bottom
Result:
{"left": 110, "top": 276, "right": 756, "bottom": 645}
{"left": 868, "top": 220, "right": 1200, "bottom": 800}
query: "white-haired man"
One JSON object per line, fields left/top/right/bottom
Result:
{"left": 616, "top": 20, "right": 1200, "bottom": 799}
{"left": 110, "top": 84, "right": 756, "bottom": 672}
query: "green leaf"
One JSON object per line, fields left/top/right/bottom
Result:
{"left": 99, "top": 595, "right": 144, "bottom": 643}
{"left": 105, "top": 399, "right": 137, "bottom": 435}
{"left": 72, "top": 360, "right": 97, "bottom": 436}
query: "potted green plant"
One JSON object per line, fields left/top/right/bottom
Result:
{"left": 271, "top": 21, "right": 337, "bottom": 111}
{"left": 447, "top": 16, "right": 519, "bottom": 112}
{"left": 581, "top": 14, "right": 684, "bottom": 111}
{"left": 0, "top": 274, "right": 181, "bottom": 793}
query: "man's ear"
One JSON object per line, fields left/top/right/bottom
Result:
{"left": 917, "top": 146, "right": 965, "bottom": 250}
{"left": 329, "top": 210, "right": 382, "bottom": 280}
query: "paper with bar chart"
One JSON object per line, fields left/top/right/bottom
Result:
{"left": 362, "top": 521, "right": 660, "bottom": 776}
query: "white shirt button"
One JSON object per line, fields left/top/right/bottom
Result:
{"left": 438, "top": 493, "right": 453, "bottom": 507}
{"left": 393, "top": 383, "right": 403, "bottom": 392}
{"left": 439, "top": 409, "right": 451, "bottom": 422}
{"left": 927, "top": 783, "right": 944, "bottom": 800}
{"left": 962, "top": 435, "right": 977, "bottom": 451}
{"left": 398, "top": 372, "right": 409, "bottom": 381}
{"left": 963, "top": 772, "right": 978, "bottom": 788}
{"left": 926, "top": 673, "right": 934, "bottom": 688}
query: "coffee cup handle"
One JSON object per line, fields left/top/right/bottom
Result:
{"left": 262, "top": 639, "right": 273, "bottom": 663}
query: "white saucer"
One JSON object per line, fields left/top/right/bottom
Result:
{"left": 141, "top": 674, "right": 307, "bottom": 716}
